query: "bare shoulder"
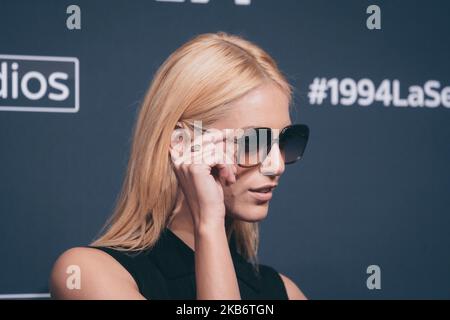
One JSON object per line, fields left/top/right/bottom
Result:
{"left": 278, "top": 273, "right": 307, "bottom": 300}
{"left": 50, "top": 247, "right": 145, "bottom": 300}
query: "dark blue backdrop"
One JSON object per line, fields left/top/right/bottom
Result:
{"left": 0, "top": 0, "right": 449, "bottom": 299}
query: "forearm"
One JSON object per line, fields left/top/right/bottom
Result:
{"left": 194, "top": 221, "right": 241, "bottom": 300}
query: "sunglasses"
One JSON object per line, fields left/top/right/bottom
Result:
{"left": 190, "top": 123, "right": 309, "bottom": 168}
{"left": 234, "top": 124, "right": 309, "bottom": 167}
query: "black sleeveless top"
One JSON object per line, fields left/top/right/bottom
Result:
{"left": 90, "top": 228, "right": 288, "bottom": 299}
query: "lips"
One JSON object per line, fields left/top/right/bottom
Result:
{"left": 248, "top": 184, "right": 277, "bottom": 202}
{"left": 249, "top": 184, "right": 277, "bottom": 193}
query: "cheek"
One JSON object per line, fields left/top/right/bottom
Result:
{"left": 223, "top": 171, "right": 251, "bottom": 202}
{"left": 223, "top": 180, "right": 243, "bottom": 200}
{"left": 223, "top": 166, "right": 259, "bottom": 202}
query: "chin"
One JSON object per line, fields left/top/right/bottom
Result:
{"left": 227, "top": 202, "right": 270, "bottom": 222}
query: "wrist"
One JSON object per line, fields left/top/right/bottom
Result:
{"left": 194, "top": 218, "right": 226, "bottom": 238}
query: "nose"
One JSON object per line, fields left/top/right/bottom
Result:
{"left": 259, "top": 143, "right": 285, "bottom": 176}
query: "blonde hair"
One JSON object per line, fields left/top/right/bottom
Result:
{"left": 91, "top": 31, "right": 294, "bottom": 267}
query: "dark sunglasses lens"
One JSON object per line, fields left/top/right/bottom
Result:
{"left": 236, "top": 128, "right": 271, "bottom": 167}
{"left": 280, "top": 125, "right": 309, "bottom": 164}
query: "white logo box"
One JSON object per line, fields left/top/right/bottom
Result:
{"left": 0, "top": 54, "right": 79, "bottom": 113}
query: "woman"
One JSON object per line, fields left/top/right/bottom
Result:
{"left": 50, "top": 31, "right": 309, "bottom": 300}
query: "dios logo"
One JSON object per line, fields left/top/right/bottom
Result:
{"left": 0, "top": 54, "right": 79, "bottom": 113}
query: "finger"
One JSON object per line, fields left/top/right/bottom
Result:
{"left": 209, "top": 136, "right": 237, "bottom": 183}
{"left": 170, "top": 146, "right": 185, "bottom": 168}
{"left": 191, "top": 129, "right": 236, "bottom": 162}
{"left": 179, "top": 129, "right": 235, "bottom": 169}
{"left": 190, "top": 144, "right": 235, "bottom": 184}
{"left": 174, "top": 132, "right": 216, "bottom": 166}
{"left": 186, "top": 147, "right": 228, "bottom": 180}
{"left": 202, "top": 128, "right": 238, "bottom": 150}
{"left": 190, "top": 132, "right": 228, "bottom": 166}
{"left": 225, "top": 152, "right": 237, "bottom": 183}
{"left": 214, "top": 148, "right": 236, "bottom": 184}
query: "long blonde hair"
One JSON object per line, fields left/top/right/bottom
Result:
{"left": 91, "top": 31, "right": 294, "bottom": 266}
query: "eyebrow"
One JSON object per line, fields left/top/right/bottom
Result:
{"left": 241, "top": 123, "right": 292, "bottom": 129}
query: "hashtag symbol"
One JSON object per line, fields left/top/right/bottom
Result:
{"left": 308, "top": 77, "right": 328, "bottom": 105}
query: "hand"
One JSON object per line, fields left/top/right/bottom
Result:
{"left": 169, "top": 126, "right": 237, "bottom": 228}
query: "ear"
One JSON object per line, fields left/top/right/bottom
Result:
{"left": 170, "top": 121, "right": 189, "bottom": 152}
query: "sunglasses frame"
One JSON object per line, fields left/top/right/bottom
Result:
{"left": 235, "top": 124, "right": 309, "bottom": 168}
{"left": 186, "top": 123, "right": 309, "bottom": 168}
